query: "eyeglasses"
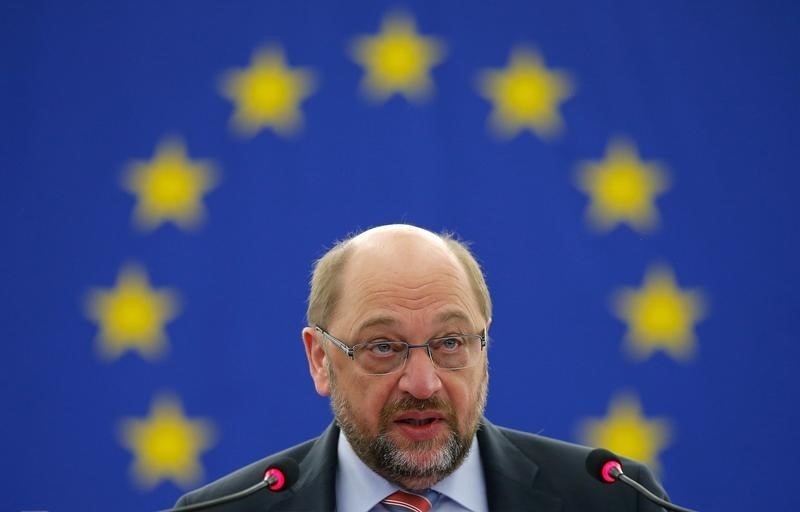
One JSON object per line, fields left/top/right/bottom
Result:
{"left": 314, "top": 326, "right": 487, "bottom": 375}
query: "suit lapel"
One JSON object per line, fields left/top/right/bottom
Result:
{"left": 478, "top": 419, "right": 563, "bottom": 512}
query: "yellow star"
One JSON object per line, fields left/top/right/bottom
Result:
{"left": 579, "top": 392, "right": 671, "bottom": 472}
{"left": 85, "top": 264, "right": 180, "bottom": 360}
{"left": 221, "top": 45, "right": 316, "bottom": 137}
{"left": 119, "top": 393, "right": 215, "bottom": 489}
{"left": 576, "top": 138, "right": 669, "bottom": 233}
{"left": 478, "top": 47, "right": 574, "bottom": 139}
{"left": 123, "top": 138, "right": 218, "bottom": 231}
{"left": 613, "top": 265, "right": 706, "bottom": 361}
{"left": 350, "top": 11, "right": 445, "bottom": 102}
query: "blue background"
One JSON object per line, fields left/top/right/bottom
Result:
{"left": 2, "top": 1, "right": 798, "bottom": 510}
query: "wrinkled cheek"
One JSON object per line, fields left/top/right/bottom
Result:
{"left": 355, "top": 398, "right": 386, "bottom": 435}
{"left": 460, "top": 374, "right": 488, "bottom": 433}
{"left": 340, "top": 375, "right": 384, "bottom": 428}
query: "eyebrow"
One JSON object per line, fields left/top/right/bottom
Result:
{"left": 354, "top": 316, "right": 398, "bottom": 334}
{"left": 435, "top": 310, "right": 473, "bottom": 326}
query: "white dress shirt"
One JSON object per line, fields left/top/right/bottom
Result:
{"left": 335, "top": 431, "right": 489, "bottom": 512}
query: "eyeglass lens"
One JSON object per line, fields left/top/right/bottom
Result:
{"left": 355, "top": 336, "right": 481, "bottom": 374}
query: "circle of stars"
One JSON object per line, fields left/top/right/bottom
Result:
{"left": 77, "top": 6, "right": 714, "bottom": 492}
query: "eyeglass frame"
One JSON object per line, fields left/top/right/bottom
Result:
{"left": 314, "top": 325, "right": 487, "bottom": 374}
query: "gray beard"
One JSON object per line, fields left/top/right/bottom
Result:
{"left": 329, "top": 365, "right": 487, "bottom": 489}
{"left": 372, "top": 425, "right": 463, "bottom": 481}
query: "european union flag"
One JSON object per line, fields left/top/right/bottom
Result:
{"left": 2, "top": 1, "right": 798, "bottom": 510}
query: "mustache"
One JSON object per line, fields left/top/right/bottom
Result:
{"left": 379, "top": 396, "right": 456, "bottom": 425}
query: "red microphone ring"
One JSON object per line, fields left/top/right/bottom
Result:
{"left": 600, "top": 460, "right": 622, "bottom": 483}
{"left": 264, "top": 467, "right": 287, "bottom": 490}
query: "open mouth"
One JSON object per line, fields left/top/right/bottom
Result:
{"left": 397, "top": 418, "right": 440, "bottom": 426}
{"left": 391, "top": 412, "right": 447, "bottom": 440}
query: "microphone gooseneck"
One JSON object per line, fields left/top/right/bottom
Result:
{"left": 163, "top": 457, "right": 300, "bottom": 512}
{"left": 585, "top": 448, "right": 698, "bottom": 512}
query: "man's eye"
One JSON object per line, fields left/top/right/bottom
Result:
{"left": 440, "top": 337, "right": 463, "bottom": 350}
{"left": 369, "top": 341, "right": 395, "bottom": 354}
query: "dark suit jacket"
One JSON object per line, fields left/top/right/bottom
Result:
{"left": 176, "top": 419, "right": 669, "bottom": 511}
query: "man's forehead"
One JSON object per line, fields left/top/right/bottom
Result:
{"left": 354, "top": 309, "right": 475, "bottom": 333}
{"left": 343, "top": 232, "right": 465, "bottom": 289}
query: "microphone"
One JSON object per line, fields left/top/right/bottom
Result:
{"left": 163, "top": 457, "right": 299, "bottom": 512}
{"left": 585, "top": 448, "right": 697, "bottom": 512}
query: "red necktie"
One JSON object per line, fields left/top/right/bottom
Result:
{"left": 381, "top": 489, "right": 435, "bottom": 512}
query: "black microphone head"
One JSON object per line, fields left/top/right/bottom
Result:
{"left": 586, "top": 448, "right": 623, "bottom": 484}
{"left": 263, "top": 457, "right": 300, "bottom": 491}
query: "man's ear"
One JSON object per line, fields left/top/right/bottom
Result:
{"left": 302, "top": 327, "right": 331, "bottom": 397}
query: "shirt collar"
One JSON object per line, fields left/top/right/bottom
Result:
{"left": 336, "top": 432, "right": 397, "bottom": 512}
{"left": 335, "top": 431, "right": 488, "bottom": 512}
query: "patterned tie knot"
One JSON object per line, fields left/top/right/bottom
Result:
{"left": 381, "top": 489, "right": 438, "bottom": 512}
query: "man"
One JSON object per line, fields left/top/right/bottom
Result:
{"left": 176, "top": 224, "right": 669, "bottom": 511}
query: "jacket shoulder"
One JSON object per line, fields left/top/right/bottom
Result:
{"left": 493, "top": 424, "right": 655, "bottom": 478}
{"left": 482, "top": 422, "right": 667, "bottom": 511}
{"left": 494, "top": 424, "right": 595, "bottom": 462}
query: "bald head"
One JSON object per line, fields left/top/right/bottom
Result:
{"left": 306, "top": 224, "right": 492, "bottom": 329}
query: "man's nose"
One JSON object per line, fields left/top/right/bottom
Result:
{"left": 397, "top": 346, "right": 442, "bottom": 399}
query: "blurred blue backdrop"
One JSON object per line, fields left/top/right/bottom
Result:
{"left": 2, "top": 1, "right": 798, "bottom": 510}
